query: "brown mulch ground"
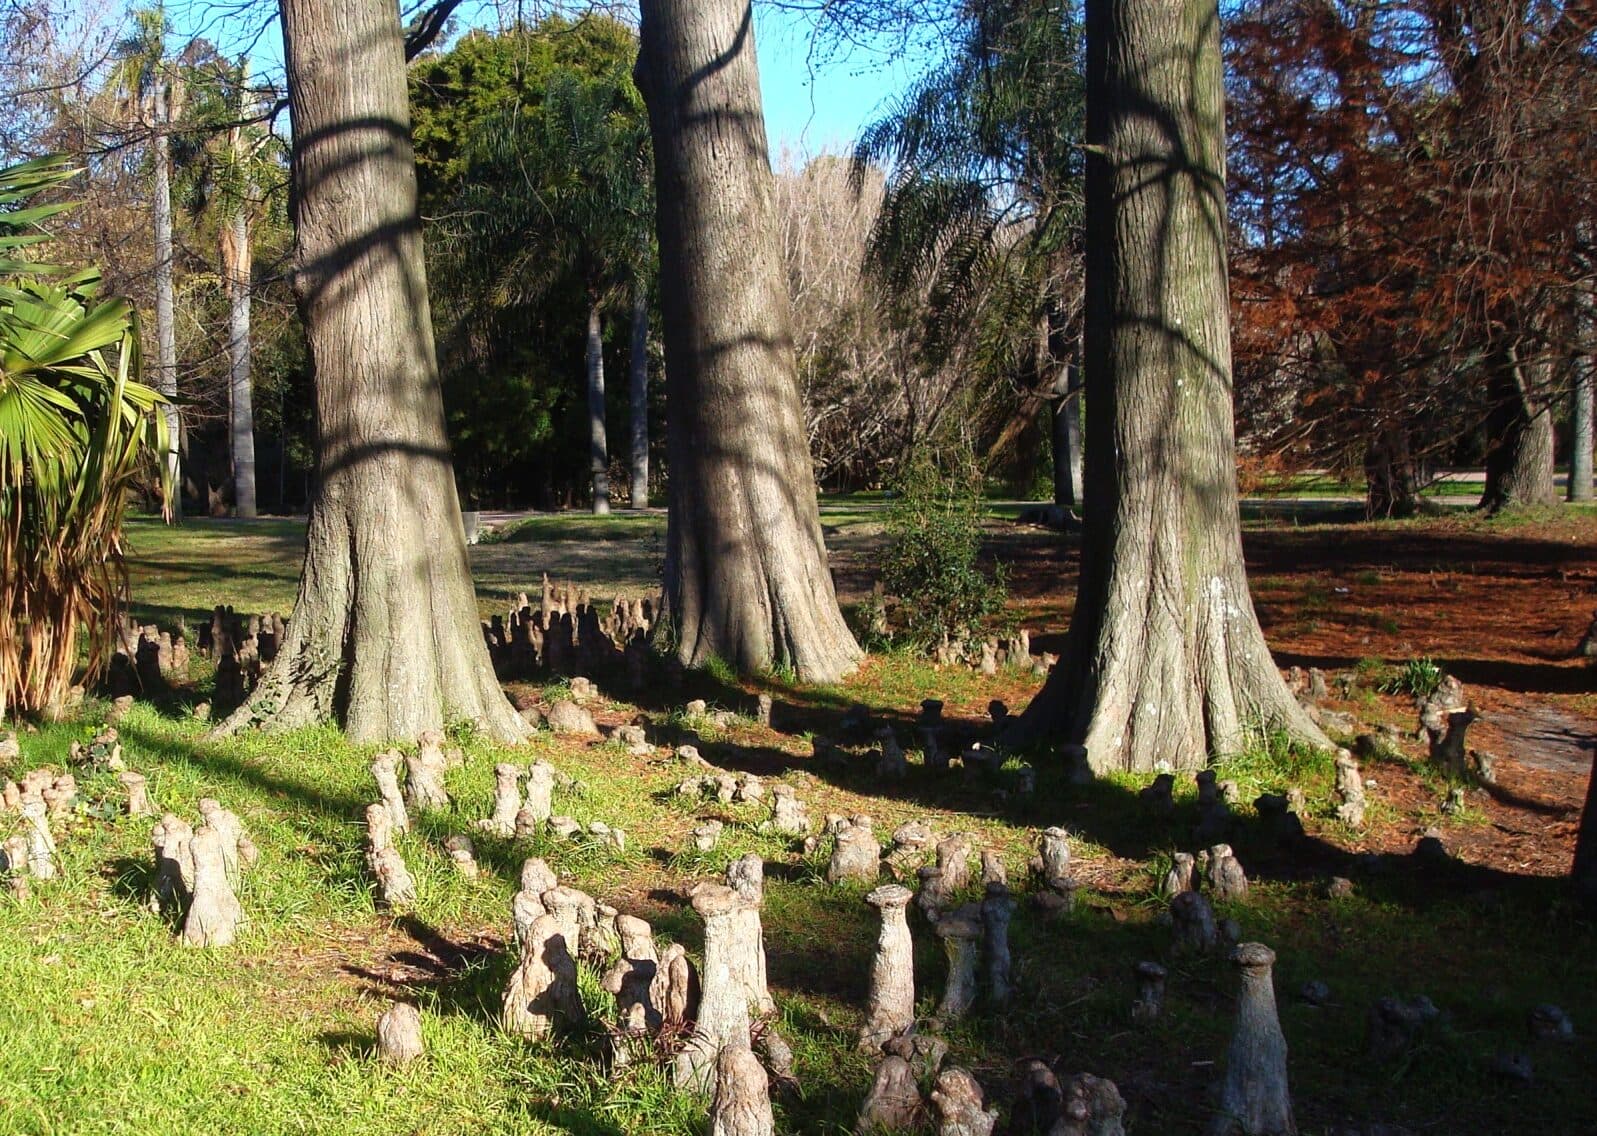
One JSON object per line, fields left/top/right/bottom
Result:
{"left": 831, "top": 510, "right": 1597, "bottom": 880}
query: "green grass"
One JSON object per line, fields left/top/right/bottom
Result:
{"left": 7, "top": 518, "right": 1597, "bottom": 1134}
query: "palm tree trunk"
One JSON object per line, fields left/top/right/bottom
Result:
{"left": 588, "top": 300, "right": 610, "bottom": 515}
{"left": 224, "top": 207, "right": 257, "bottom": 517}
{"left": 152, "top": 126, "right": 181, "bottom": 517}
{"left": 629, "top": 277, "right": 650, "bottom": 508}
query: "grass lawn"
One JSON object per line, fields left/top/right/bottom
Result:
{"left": 4, "top": 511, "right": 1596, "bottom": 1134}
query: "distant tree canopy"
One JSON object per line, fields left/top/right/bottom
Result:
{"left": 410, "top": 14, "right": 655, "bottom": 508}
{"left": 1226, "top": 0, "right": 1597, "bottom": 513}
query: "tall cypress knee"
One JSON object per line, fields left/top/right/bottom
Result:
{"left": 636, "top": 0, "right": 862, "bottom": 683}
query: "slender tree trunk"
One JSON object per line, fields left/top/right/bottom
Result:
{"left": 214, "top": 0, "right": 525, "bottom": 744}
{"left": 152, "top": 126, "right": 181, "bottom": 517}
{"left": 630, "top": 277, "right": 650, "bottom": 508}
{"left": 637, "top": 0, "right": 863, "bottom": 682}
{"left": 1480, "top": 348, "right": 1557, "bottom": 512}
{"left": 1013, "top": 0, "right": 1326, "bottom": 771}
{"left": 224, "top": 207, "right": 258, "bottom": 517}
{"left": 1569, "top": 355, "right": 1593, "bottom": 503}
{"left": 1052, "top": 363, "right": 1083, "bottom": 510}
{"left": 587, "top": 300, "right": 610, "bottom": 515}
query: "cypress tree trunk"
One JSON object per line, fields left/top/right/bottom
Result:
{"left": 630, "top": 278, "right": 650, "bottom": 508}
{"left": 1013, "top": 0, "right": 1326, "bottom": 771}
{"left": 637, "top": 0, "right": 863, "bottom": 682}
{"left": 1052, "top": 364, "right": 1083, "bottom": 510}
{"left": 224, "top": 207, "right": 258, "bottom": 517}
{"left": 214, "top": 0, "right": 525, "bottom": 744}
{"left": 1569, "top": 357, "right": 1593, "bottom": 503}
{"left": 152, "top": 124, "right": 181, "bottom": 517}
{"left": 1363, "top": 425, "right": 1419, "bottom": 519}
{"left": 588, "top": 300, "right": 610, "bottom": 515}
{"left": 1480, "top": 349, "right": 1557, "bottom": 513}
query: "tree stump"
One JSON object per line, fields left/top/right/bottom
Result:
{"left": 1163, "top": 852, "right": 1197, "bottom": 898}
{"left": 1032, "top": 826, "right": 1072, "bottom": 887}
{"left": 197, "top": 798, "right": 253, "bottom": 886}
{"left": 1133, "top": 961, "right": 1167, "bottom": 1022}
{"left": 856, "top": 1055, "right": 923, "bottom": 1133}
{"left": 120, "top": 771, "right": 155, "bottom": 817}
{"left": 502, "top": 912, "right": 584, "bottom": 1038}
{"left": 673, "top": 879, "right": 768, "bottom": 1092}
{"left": 182, "top": 825, "right": 245, "bottom": 946}
{"left": 370, "top": 752, "right": 410, "bottom": 834}
{"left": 480, "top": 763, "right": 523, "bottom": 836}
{"left": 725, "top": 854, "right": 775, "bottom": 1017}
{"left": 935, "top": 914, "right": 981, "bottom": 1019}
{"left": 1203, "top": 844, "right": 1249, "bottom": 903}
{"left": 1334, "top": 750, "right": 1366, "bottom": 827}
{"left": 982, "top": 883, "right": 1014, "bottom": 1006}
{"left": 19, "top": 796, "right": 56, "bottom": 880}
{"left": 376, "top": 1002, "right": 424, "bottom": 1063}
{"left": 1172, "top": 889, "right": 1220, "bottom": 954}
{"left": 521, "top": 761, "right": 557, "bottom": 828}
{"left": 1056, "top": 1072, "right": 1127, "bottom": 1136}
{"left": 1210, "top": 943, "right": 1295, "bottom": 1135}
{"left": 710, "top": 1042, "right": 776, "bottom": 1136}
{"left": 931, "top": 1067, "right": 998, "bottom": 1136}
{"left": 150, "top": 814, "right": 193, "bottom": 915}
{"left": 768, "top": 784, "right": 810, "bottom": 836}
{"left": 860, "top": 884, "right": 915, "bottom": 1051}
{"left": 829, "top": 819, "right": 881, "bottom": 884}
{"left": 365, "top": 803, "right": 417, "bottom": 909}
{"left": 936, "top": 834, "right": 973, "bottom": 893}
{"left": 404, "top": 732, "right": 451, "bottom": 813}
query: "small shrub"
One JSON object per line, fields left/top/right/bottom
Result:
{"left": 879, "top": 447, "right": 1007, "bottom": 647}
{"left": 1379, "top": 656, "right": 1443, "bottom": 699}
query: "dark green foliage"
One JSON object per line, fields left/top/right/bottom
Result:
{"left": 851, "top": 0, "right": 1086, "bottom": 491}
{"left": 410, "top": 15, "right": 655, "bottom": 508}
{"left": 880, "top": 448, "right": 1007, "bottom": 646}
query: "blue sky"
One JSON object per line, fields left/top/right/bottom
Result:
{"left": 162, "top": 1, "right": 929, "bottom": 160}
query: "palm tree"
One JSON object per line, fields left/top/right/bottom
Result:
{"left": 0, "top": 155, "right": 174, "bottom": 719}
{"left": 107, "top": 4, "right": 185, "bottom": 516}
{"left": 178, "top": 53, "right": 285, "bottom": 518}
{"left": 853, "top": 0, "right": 1086, "bottom": 502}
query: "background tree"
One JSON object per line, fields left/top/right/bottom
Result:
{"left": 853, "top": 0, "right": 1088, "bottom": 503}
{"left": 177, "top": 53, "right": 286, "bottom": 518}
{"left": 1226, "top": 0, "right": 1597, "bottom": 515}
{"left": 1013, "top": 0, "right": 1327, "bottom": 769}
{"left": 414, "top": 18, "right": 656, "bottom": 510}
{"left": 215, "top": 0, "right": 525, "bottom": 742}
{"left": 107, "top": 4, "right": 184, "bottom": 515}
{"left": 448, "top": 61, "right": 653, "bottom": 515}
{"left": 637, "top": 0, "right": 863, "bottom": 682}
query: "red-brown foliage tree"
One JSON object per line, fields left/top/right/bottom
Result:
{"left": 1226, "top": 0, "right": 1596, "bottom": 514}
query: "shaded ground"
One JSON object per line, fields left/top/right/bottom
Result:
{"left": 71, "top": 504, "right": 1596, "bottom": 1134}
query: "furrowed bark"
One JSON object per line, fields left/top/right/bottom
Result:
{"left": 1012, "top": 0, "right": 1326, "bottom": 771}
{"left": 212, "top": 0, "right": 526, "bottom": 744}
{"left": 637, "top": 0, "right": 863, "bottom": 683}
